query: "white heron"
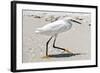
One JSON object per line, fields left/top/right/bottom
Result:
{"left": 35, "top": 17, "right": 81, "bottom": 57}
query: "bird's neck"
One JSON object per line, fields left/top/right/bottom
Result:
{"left": 69, "top": 20, "right": 73, "bottom": 24}
{"left": 65, "top": 20, "right": 73, "bottom": 26}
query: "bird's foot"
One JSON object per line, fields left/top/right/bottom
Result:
{"left": 42, "top": 55, "right": 50, "bottom": 59}
{"left": 63, "top": 48, "right": 73, "bottom": 54}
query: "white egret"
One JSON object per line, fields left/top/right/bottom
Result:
{"left": 35, "top": 17, "right": 81, "bottom": 57}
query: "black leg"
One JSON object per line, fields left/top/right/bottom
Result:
{"left": 46, "top": 36, "right": 53, "bottom": 56}
{"left": 53, "top": 34, "right": 72, "bottom": 53}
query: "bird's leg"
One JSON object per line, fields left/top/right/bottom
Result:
{"left": 45, "top": 36, "right": 53, "bottom": 57}
{"left": 53, "top": 34, "right": 73, "bottom": 53}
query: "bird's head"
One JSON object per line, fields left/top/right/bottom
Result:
{"left": 64, "top": 17, "right": 81, "bottom": 24}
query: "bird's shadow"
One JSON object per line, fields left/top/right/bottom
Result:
{"left": 48, "top": 53, "right": 81, "bottom": 58}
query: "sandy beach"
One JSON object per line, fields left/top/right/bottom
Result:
{"left": 22, "top": 10, "right": 91, "bottom": 63}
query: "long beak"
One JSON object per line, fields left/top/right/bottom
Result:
{"left": 71, "top": 19, "right": 81, "bottom": 24}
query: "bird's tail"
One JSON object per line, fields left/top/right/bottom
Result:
{"left": 35, "top": 28, "right": 42, "bottom": 34}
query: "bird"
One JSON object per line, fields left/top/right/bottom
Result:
{"left": 35, "top": 17, "right": 81, "bottom": 57}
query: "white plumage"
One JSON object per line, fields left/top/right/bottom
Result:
{"left": 35, "top": 18, "right": 77, "bottom": 36}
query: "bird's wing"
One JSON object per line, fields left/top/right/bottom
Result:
{"left": 35, "top": 20, "right": 68, "bottom": 35}
{"left": 42, "top": 20, "right": 65, "bottom": 30}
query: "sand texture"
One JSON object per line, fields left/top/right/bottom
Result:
{"left": 22, "top": 10, "right": 91, "bottom": 63}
